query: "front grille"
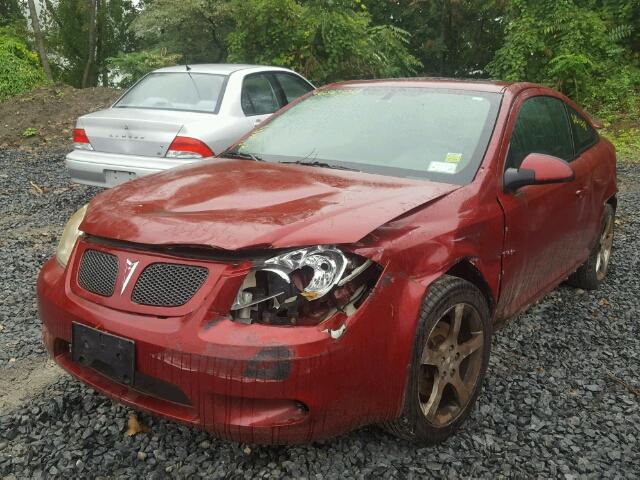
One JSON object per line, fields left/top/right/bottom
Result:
{"left": 78, "top": 250, "right": 119, "bottom": 297}
{"left": 131, "top": 263, "right": 208, "bottom": 307}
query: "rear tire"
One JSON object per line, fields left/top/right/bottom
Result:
{"left": 568, "top": 204, "right": 614, "bottom": 290}
{"left": 384, "top": 275, "right": 491, "bottom": 444}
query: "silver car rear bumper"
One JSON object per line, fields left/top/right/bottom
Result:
{"left": 65, "top": 150, "right": 200, "bottom": 187}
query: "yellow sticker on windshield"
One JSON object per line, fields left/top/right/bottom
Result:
{"left": 445, "top": 152, "right": 463, "bottom": 163}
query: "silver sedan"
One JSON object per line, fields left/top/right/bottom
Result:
{"left": 66, "top": 64, "right": 315, "bottom": 187}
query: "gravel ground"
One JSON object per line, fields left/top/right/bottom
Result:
{"left": 0, "top": 150, "right": 638, "bottom": 479}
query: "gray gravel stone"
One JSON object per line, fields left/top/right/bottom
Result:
{"left": 0, "top": 151, "right": 639, "bottom": 479}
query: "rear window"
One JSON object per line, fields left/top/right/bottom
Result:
{"left": 568, "top": 106, "right": 598, "bottom": 153}
{"left": 115, "top": 72, "right": 226, "bottom": 113}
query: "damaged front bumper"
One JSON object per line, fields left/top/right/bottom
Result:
{"left": 37, "top": 243, "right": 427, "bottom": 444}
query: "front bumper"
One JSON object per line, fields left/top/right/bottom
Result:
{"left": 65, "top": 149, "right": 201, "bottom": 187}
{"left": 37, "top": 246, "right": 425, "bottom": 444}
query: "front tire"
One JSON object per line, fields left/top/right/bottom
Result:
{"left": 384, "top": 275, "right": 492, "bottom": 444}
{"left": 568, "top": 203, "right": 614, "bottom": 290}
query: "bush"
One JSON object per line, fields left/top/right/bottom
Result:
{"left": 487, "top": 0, "right": 640, "bottom": 115}
{"left": 106, "top": 50, "right": 182, "bottom": 88}
{"left": 227, "top": 0, "right": 420, "bottom": 84}
{"left": 0, "top": 29, "right": 46, "bottom": 101}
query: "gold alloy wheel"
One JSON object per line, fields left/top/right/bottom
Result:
{"left": 595, "top": 215, "right": 614, "bottom": 281}
{"left": 418, "top": 303, "right": 484, "bottom": 426}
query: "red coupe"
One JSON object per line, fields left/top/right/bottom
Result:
{"left": 38, "top": 79, "right": 617, "bottom": 445}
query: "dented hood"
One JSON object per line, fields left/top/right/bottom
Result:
{"left": 81, "top": 158, "right": 459, "bottom": 250}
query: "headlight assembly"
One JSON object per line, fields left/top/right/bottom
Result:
{"left": 231, "top": 246, "right": 380, "bottom": 326}
{"left": 263, "top": 246, "right": 349, "bottom": 300}
{"left": 56, "top": 204, "right": 88, "bottom": 268}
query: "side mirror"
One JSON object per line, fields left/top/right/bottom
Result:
{"left": 504, "top": 153, "right": 575, "bottom": 193}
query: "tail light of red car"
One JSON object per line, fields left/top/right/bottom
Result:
{"left": 73, "top": 128, "right": 93, "bottom": 151}
{"left": 166, "top": 136, "right": 214, "bottom": 159}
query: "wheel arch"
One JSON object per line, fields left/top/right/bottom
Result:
{"left": 444, "top": 259, "right": 496, "bottom": 317}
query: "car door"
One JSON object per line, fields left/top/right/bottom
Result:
{"left": 565, "top": 105, "right": 603, "bottom": 247}
{"left": 496, "top": 92, "right": 591, "bottom": 318}
{"left": 240, "top": 73, "right": 282, "bottom": 129}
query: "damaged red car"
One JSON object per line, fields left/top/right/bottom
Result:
{"left": 38, "top": 79, "right": 617, "bottom": 445}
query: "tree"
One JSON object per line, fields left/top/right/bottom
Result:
{"left": 131, "top": 0, "right": 233, "bottom": 63}
{"left": 27, "top": 0, "right": 53, "bottom": 81}
{"left": 81, "top": 0, "right": 97, "bottom": 87}
{"left": 227, "top": 0, "right": 421, "bottom": 84}
{"left": 364, "top": 0, "right": 505, "bottom": 77}
{"left": 0, "top": 0, "right": 24, "bottom": 28}
{"left": 106, "top": 49, "right": 181, "bottom": 87}
{"left": 487, "top": 0, "right": 640, "bottom": 113}
{"left": 43, "top": 0, "right": 140, "bottom": 87}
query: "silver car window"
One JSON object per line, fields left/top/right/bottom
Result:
{"left": 115, "top": 72, "right": 226, "bottom": 113}
{"left": 241, "top": 74, "right": 280, "bottom": 116}
{"left": 274, "top": 73, "right": 314, "bottom": 103}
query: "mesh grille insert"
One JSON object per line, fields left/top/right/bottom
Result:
{"left": 132, "top": 263, "right": 208, "bottom": 307}
{"left": 78, "top": 249, "right": 119, "bottom": 297}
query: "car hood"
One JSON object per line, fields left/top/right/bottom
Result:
{"left": 81, "top": 158, "right": 459, "bottom": 250}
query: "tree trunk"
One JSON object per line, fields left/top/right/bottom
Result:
{"left": 96, "top": 0, "right": 104, "bottom": 86}
{"left": 82, "top": 0, "right": 97, "bottom": 88}
{"left": 27, "top": 0, "right": 53, "bottom": 81}
{"left": 439, "top": 0, "right": 448, "bottom": 75}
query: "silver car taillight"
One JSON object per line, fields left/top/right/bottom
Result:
{"left": 166, "top": 136, "right": 214, "bottom": 159}
{"left": 73, "top": 128, "right": 94, "bottom": 151}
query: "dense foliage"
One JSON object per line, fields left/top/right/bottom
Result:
{"left": 5, "top": 0, "right": 640, "bottom": 128}
{"left": 488, "top": 0, "right": 640, "bottom": 116}
{"left": 227, "top": 0, "right": 420, "bottom": 83}
{"left": 43, "top": 0, "right": 139, "bottom": 87}
{"left": 0, "top": 28, "right": 46, "bottom": 101}
{"left": 106, "top": 50, "right": 181, "bottom": 88}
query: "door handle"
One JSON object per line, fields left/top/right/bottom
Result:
{"left": 575, "top": 188, "right": 588, "bottom": 197}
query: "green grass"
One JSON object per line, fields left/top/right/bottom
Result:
{"left": 602, "top": 127, "right": 640, "bottom": 163}
{"left": 21, "top": 127, "right": 37, "bottom": 137}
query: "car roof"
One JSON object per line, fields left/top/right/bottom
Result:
{"left": 152, "top": 64, "right": 292, "bottom": 75}
{"left": 329, "top": 78, "right": 539, "bottom": 94}
{"left": 325, "top": 77, "right": 602, "bottom": 127}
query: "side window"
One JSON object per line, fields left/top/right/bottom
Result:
{"left": 506, "top": 96, "right": 574, "bottom": 170}
{"left": 274, "top": 73, "right": 314, "bottom": 103}
{"left": 567, "top": 106, "right": 598, "bottom": 153}
{"left": 241, "top": 74, "right": 279, "bottom": 116}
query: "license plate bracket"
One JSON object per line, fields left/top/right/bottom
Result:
{"left": 71, "top": 322, "right": 135, "bottom": 385}
{"left": 105, "top": 169, "right": 136, "bottom": 186}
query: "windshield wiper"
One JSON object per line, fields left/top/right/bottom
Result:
{"left": 222, "top": 151, "right": 264, "bottom": 161}
{"left": 280, "top": 160, "right": 359, "bottom": 172}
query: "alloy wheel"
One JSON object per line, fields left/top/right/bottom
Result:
{"left": 595, "top": 215, "right": 614, "bottom": 281}
{"left": 418, "top": 303, "right": 484, "bottom": 426}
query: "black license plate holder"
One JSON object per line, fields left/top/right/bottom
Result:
{"left": 71, "top": 322, "right": 135, "bottom": 385}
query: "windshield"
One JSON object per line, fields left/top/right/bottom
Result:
{"left": 115, "top": 72, "right": 226, "bottom": 113}
{"left": 233, "top": 86, "right": 502, "bottom": 184}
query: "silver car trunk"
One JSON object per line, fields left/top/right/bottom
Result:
{"left": 80, "top": 108, "right": 199, "bottom": 157}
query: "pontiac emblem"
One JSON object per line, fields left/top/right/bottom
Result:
{"left": 121, "top": 259, "right": 139, "bottom": 295}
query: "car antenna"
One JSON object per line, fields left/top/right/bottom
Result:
{"left": 184, "top": 56, "right": 191, "bottom": 71}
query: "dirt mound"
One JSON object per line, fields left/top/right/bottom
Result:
{"left": 0, "top": 84, "right": 121, "bottom": 153}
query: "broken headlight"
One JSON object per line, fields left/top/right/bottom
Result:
{"left": 231, "top": 246, "right": 380, "bottom": 326}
